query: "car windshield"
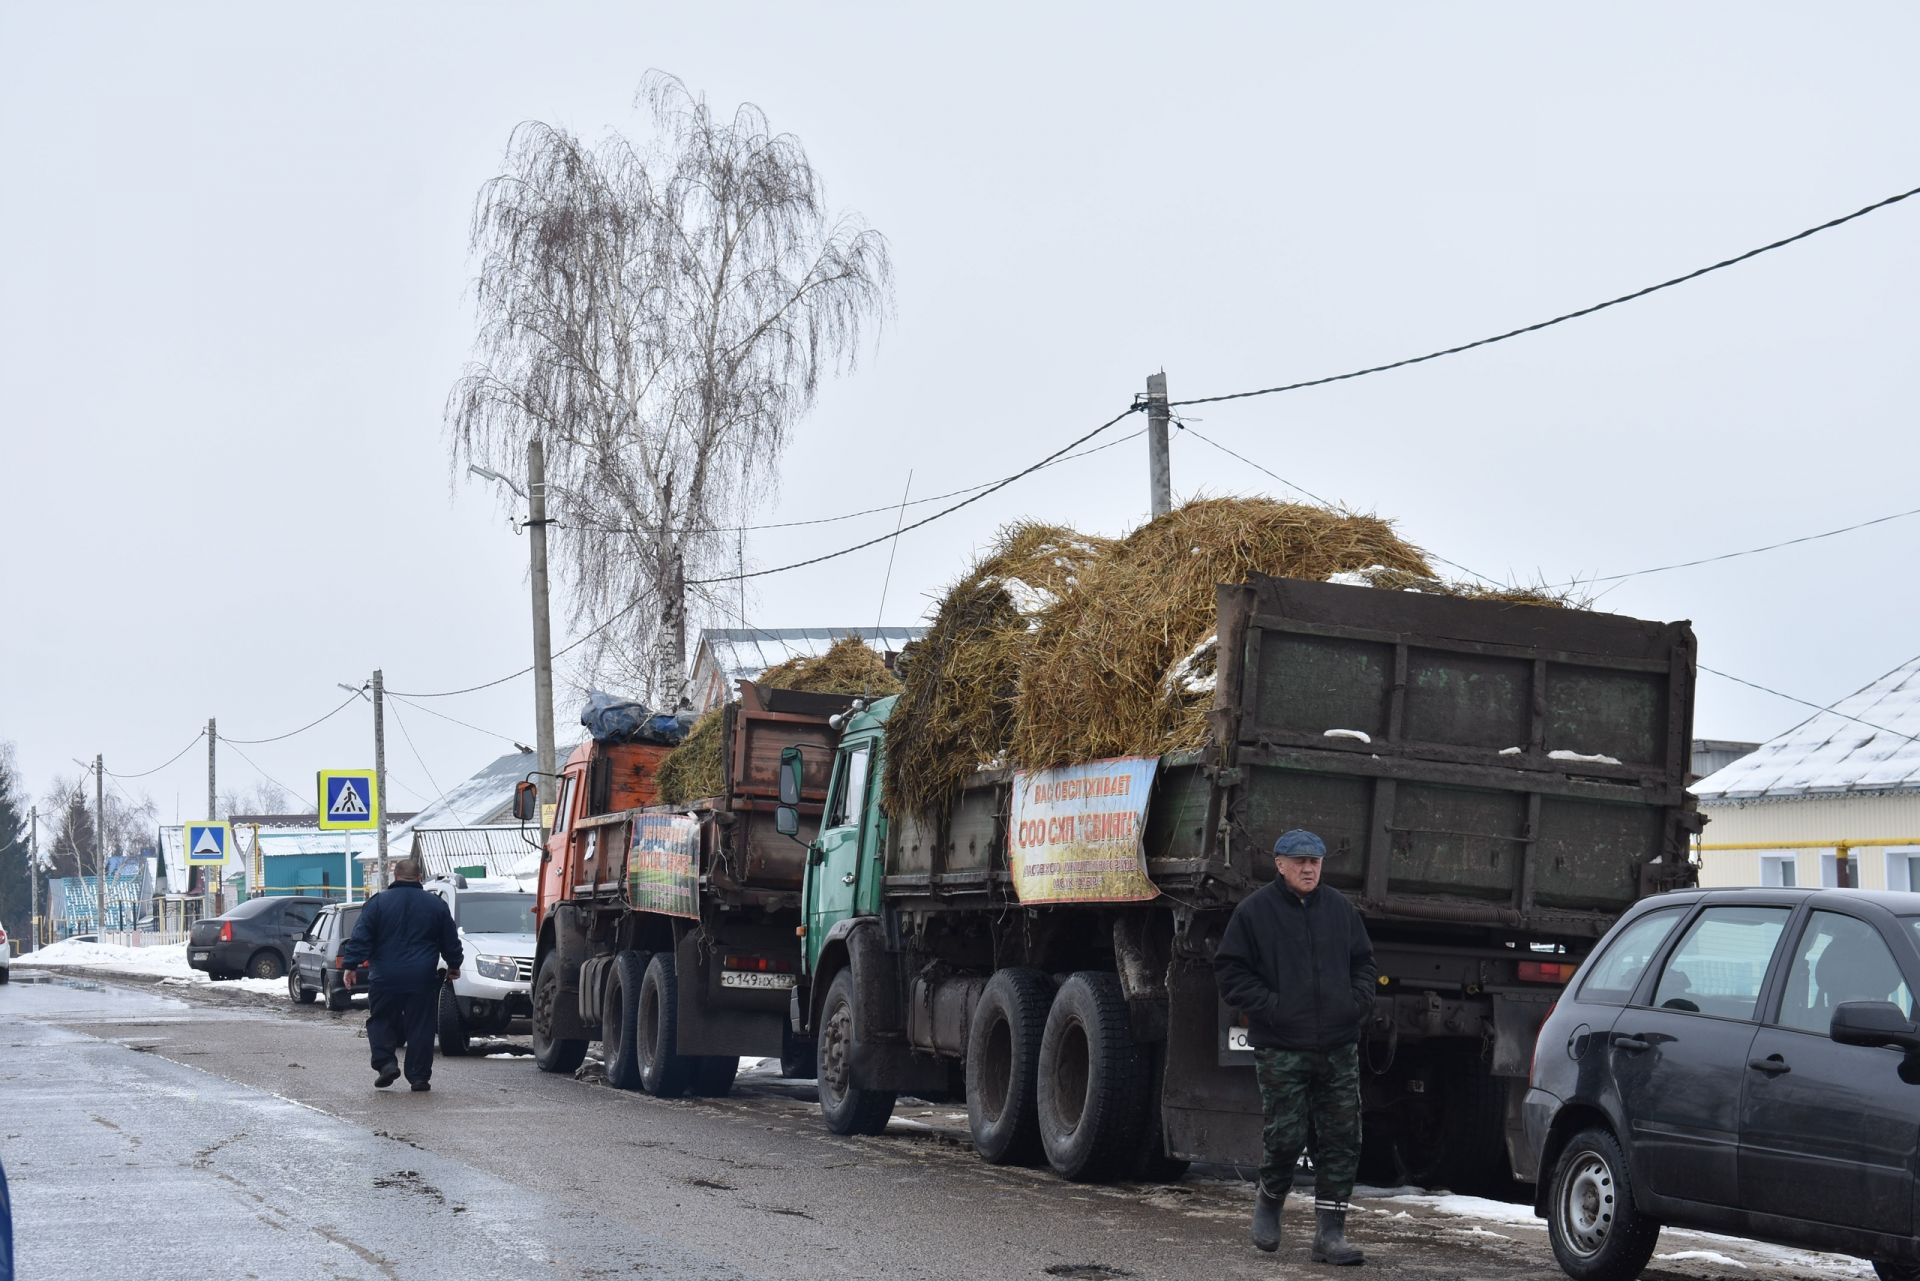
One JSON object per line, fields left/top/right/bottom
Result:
{"left": 457, "top": 894, "right": 531, "bottom": 934}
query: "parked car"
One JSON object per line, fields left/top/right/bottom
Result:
{"left": 1521, "top": 886, "right": 1920, "bottom": 1281}
{"left": 289, "top": 902, "right": 365, "bottom": 1010}
{"left": 186, "top": 896, "right": 324, "bottom": 980}
{"left": 425, "top": 876, "right": 535, "bottom": 1055}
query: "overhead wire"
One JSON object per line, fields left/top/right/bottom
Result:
{"left": 383, "top": 696, "right": 453, "bottom": 815}
{"left": 385, "top": 693, "right": 527, "bottom": 747}
{"left": 222, "top": 690, "right": 364, "bottom": 745}
{"left": 103, "top": 730, "right": 207, "bottom": 779}
{"left": 1699, "top": 658, "right": 1920, "bottom": 746}
{"left": 1168, "top": 180, "right": 1920, "bottom": 409}
{"left": 1549, "top": 503, "right": 1920, "bottom": 590}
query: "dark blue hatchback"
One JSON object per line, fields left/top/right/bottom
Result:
{"left": 1521, "top": 886, "right": 1920, "bottom": 1281}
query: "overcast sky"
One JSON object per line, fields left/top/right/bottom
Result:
{"left": 4, "top": 3, "right": 1917, "bottom": 822}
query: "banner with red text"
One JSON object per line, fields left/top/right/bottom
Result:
{"left": 1008, "top": 757, "right": 1160, "bottom": 904}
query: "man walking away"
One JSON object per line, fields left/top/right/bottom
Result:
{"left": 340, "top": 858, "right": 462, "bottom": 1092}
{"left": 1213, "top": 828, "right": 1376, "bottom": 1265}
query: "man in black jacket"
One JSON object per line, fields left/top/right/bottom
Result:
{"left": 1214, "top": 828, "right": 1375, "bottom": 1265}
{"left": 340, "top": 859, "right": 463, "bottom": 1092}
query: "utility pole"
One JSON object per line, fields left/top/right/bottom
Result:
{"left": 27, "top": 806, "right": 38, "bottom": 953}
{"left": 372, "top": 669, "right": 389, "bottom": 890}
{"left": 206, "top": 718, "right": 216, "bottom": 821}
{"left": 94, "top": 754, "right": 106, "bottom": 936}
{"left": 1146, "top": 372, "right": 1171, "bottom": 518}
{"left": 527, "top": 439, "right": 558, "bottom": 820}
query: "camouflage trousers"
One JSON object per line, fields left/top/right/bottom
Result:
{"left": 1254, "top": 1042, "right": 1362, "bottom": 1205}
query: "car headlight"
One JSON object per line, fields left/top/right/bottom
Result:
{"left": 475, "top": 954, "right": 519, "bottom": 982}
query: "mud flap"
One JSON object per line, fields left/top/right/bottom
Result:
{"left": 1160, "top": 953, "right": 1263, "bottom": 1166}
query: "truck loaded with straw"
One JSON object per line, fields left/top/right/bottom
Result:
{"left": 769, "top": 498, "right": 1699, "bottom": 1191}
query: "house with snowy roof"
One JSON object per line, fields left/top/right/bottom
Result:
{"left": 1692, "top": 656, "right": 1920, "bottom": 890}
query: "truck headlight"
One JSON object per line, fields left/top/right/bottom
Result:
{"left": 476, "top": 954, "right": 518, "bottom": 982}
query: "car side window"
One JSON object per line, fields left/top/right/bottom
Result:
{"left": 1775, "top": 911, "right": 1913, "bottom": 1033}
{"left": 284, "top": 904, "right": 318, "bottom": 930}
{"left": 1578, "top": 907, "right": 1688, "bottom": 1004}
{"left": 825, "top": 743, "right": 871, "bottom": 830}
{"left": 1648, "top": 905, "right": 1791, "bottom": 1020}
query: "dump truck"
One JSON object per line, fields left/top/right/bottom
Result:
{"left": 777, "top": 575, "right": 1699, "bottom": 1189}
{"left": 525, "top": 681, "right": 854, "bottom": 1092}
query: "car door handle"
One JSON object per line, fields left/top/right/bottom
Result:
{"left": 841, "top": 873, "right": 856, "bottom": 885}
{"left": 1612, "top": 1036, "right": 1650, "bottom": 1052}
{"left": 1747, "top": 1055, "right": 1791, "bottom": 1076}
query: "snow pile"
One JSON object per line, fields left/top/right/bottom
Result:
{"left": 1326, "top": 565, "right": 1390, "bottom": 588}
{"left": 1499, "top": 746, "right": 1523, "bottom": 756}
{"left": 1549, "top": 749, "right": 1623, "bottom": 766}
{"left": 1165, "top": 633, "right": 1218, "bottom": 697}
{"left": 25, "top": 937, "right": 287, "bottom": 996}
{"left": 1324, "top": 729, "right": 1372, "bottom": 744}
{"left": 987, "top": 576, "right": 1056, "bottom": 625}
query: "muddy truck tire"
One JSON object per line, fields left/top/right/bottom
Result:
{"left": 532, "top": 952, "right": 589, "bottom": 1075}
{"left": 966, "top": 966, "right": 1051, "bottom": 1165}
{"left": 1037, "top": 971, "right": 1148, "bottom": 1182}
{"left": 601, "top": 950, "right": 650, "bottom": 1091}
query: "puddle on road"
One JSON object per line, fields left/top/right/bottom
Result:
{"left": 6, "top": 971, "right": 103, "bottom": 991}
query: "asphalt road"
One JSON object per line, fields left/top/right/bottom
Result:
{"left": 0, "top": 965, "right": 1851, "bottom": 1281}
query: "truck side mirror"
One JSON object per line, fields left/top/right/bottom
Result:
{"left": 778, "top": 746, "right": 804, "bottom": 807}
{"left": 512, "top": 781, "right": 538, "bottom": 823}
{"left": 774, "top": 806, "right": 800, "bottom": 838}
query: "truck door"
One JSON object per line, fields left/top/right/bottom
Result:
{"left": 808, "top": 737, "right": 875, "bottom": 953}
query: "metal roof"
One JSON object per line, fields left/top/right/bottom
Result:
{"left": 407, "top": 826, "right": 539, "bottom": 879}
{"left": 689, "top": 626, "right": 925, "bottom": 712}
{"left": 1693, "top": 656, "right": 1920, "bottom": 802}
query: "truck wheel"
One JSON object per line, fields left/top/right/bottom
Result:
{"left": 288, "top": 972, "right": 316, "bottom": 1005}
{"left": 690, "top": 1056, "right": 739, "bottom": 1097}
{"left": 1547, "top": 1126, "right": 1660, "bottom": 1281}
{"left": 437, "top": 983, "right": 471, "bottom": 1057}
{"left": 601, "top": 951, "right": 650, "bottom": 1091}
{"left": 817, "top": 969, "right": 895, "bottom": 1135}
{"left": 635, "top": 952, "right": 693, "bottom": 1097}
{"left": 965, "top": 967, "right": 1050, "bottom": 1164}
{"left": 1036, "top": 971, "right": 1148, "bottom": 1182}
{"left": 323, "top": 971, "right": 353, "bottom": 1012}
{"left": 532, "top": 952, "right": 589, "bottom": 1075}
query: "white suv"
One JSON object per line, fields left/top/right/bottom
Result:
{"left": 425, "top": 876, "right": 536, "bottom": 1055}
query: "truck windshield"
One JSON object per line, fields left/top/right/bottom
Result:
{"left": 458, "top": 894, "right": 531, "bottom": 934}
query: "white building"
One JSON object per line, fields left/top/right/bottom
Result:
{"left": 1692, "top": 657, "right": 1920, "bottom": 890}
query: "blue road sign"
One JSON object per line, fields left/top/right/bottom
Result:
{"left": 185, "top": 822, "right": 230, "bottom": 864}
{"left": 317, "top": 770, "right": 379, "bottom": 831}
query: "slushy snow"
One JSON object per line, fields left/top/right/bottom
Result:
{"left": 1549, "top": 749, "right": 1624, "bottom": 766}
{"left": 25, "top": 937, "right": 288, "bottom": 997}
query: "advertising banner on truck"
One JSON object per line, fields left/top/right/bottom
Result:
{"left": 629, "top": 815, "right": 700, "bottom": 919}
{"left": 1009, "top": 756, "right": 1160, "bottom": 904}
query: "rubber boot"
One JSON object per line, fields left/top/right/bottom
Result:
{"left": 1251, "top": 1186, "right": 1283, "bottom": 1253}
{"left": 1311, "top": 1205, "right": 1363, "bottom": 1266}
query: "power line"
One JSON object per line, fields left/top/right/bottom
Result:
{"left": 383, "top": 696, "right": 452, "bottom": 814}
{"left": 1169, "top": 181, "right": 1920, "bottom": 410}
{"left": 1699, "top": 658, "right": 1920, "bottom": 746}
{"left": 223, "top": 690, "right": 363, "bottom": 744}
{"left": 103, "top": 730, "right": 207, "bottom": 779}
{"left": 218, "top": 738, "right": 311, "bottom": 809}
{"left": 1552, "top": 503, "right": 1920, "bottom": 590}
{"left": 386, "top": 693, "right": 526, "bottom": 747}
{"left": 396, "top": 403, "right": 1145, "bottom": 698}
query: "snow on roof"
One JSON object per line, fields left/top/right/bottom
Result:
{"left": 1693, "top": 656, "right": 1920, "bottom": 801}
{"left": 384, "top": 746, "right": 574, "bottom": 849}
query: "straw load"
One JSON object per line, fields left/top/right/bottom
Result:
{"left": 884, "top": 496, "right": 1573, "bottom": 819}
{"left": 656, "top": 638, "right": 903, "bottom": 804}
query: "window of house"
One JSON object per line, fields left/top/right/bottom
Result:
{"left": 1775, "top": 911, "right": 1912, "bottom": 1033}
{"left": 1886, "top": 850, "right": 1920, "bottom": 893}
{"left": 1648, "top": 905, "right": 1791, "bottom": 1020}
{"left": 1759, "top": 854, "right": 1797, "bottom": 888}
{"left": 1579, "top": 907, "right": 1688, "bottom": 1004}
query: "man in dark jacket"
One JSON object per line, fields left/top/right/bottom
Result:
{"left": 340, "top": 858, "right": 462, "bottom": 1092}
{"left": 1214, "top": 828, "right": 1376, "bottom": 1265}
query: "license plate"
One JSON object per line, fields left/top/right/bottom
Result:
{"left": 1226, "top": 1027, "right": 1254, "bottom": 1053}
{"left": 720, "top": 970, "right": 796, "bottom": 990}
{"left": 191, "top": 951, "right": 210, "bottom": 962}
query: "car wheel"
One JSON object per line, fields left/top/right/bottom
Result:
{"left": 965, "top": 966, "right": 1051, "bottom": 1164}
{"left": 247, "top": 950, "right": 285, "bottom": 981}
{"left": 1548, "top": 1127, "right": 1660, "bottom": 1281}
{"left": 816, "top": 968, "right": 895, "bottom": 1135}
{"left": 1036, "top": 971, "right": 1148, "bottom": 1182}
{"left": 437, "top": 983, "right": 471, "bottom": 1056}
{"left": 288, "top": 972, "right": 316, "bottom": 1005}
{"left": 324, "top": 971, "right": 352, "bottom": 1011}
{"left": 531, "top": 952, "right": 589, "bottom": 1075}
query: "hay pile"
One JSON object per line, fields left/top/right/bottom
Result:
{"left": 1327, "top": 563, "right": 1572, "bottom": 608}
{"left": 657, "top": 637, "right": 903, "bottom": 804}
{"left": 883, "top": 522, "right": 1112, "bottom": 819}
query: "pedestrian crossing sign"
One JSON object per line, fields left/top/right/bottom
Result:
{"left": 185, "top": 821, "right": 230, "bottom": 864}
{"left": 317, "top": 770, "right": 380, "bottom": 831}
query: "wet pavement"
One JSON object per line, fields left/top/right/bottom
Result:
{"left": 0, "top": 965, "right": 1853, "bottom": 1281}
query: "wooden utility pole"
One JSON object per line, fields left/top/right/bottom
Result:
{"left": 1146, "top": 372, "right": 1171, "bottom": 518}
{"left": 527, "top": 439, "right": 558, "bottom": 819}
{"left": 27, "top": 805, "right": 38, "bottom": 952}
{"left": 94, "top": 754, "right": 106, "bottom": 934}
{"left": 373, "top": 669, "right": 389, "bottom": 890}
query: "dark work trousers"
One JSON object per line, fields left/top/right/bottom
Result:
{"left": 367, "top": 984, "right": 439, "bottom": 1085}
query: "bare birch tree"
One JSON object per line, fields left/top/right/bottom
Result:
{"left": 449, "top": 72, "right": 892, "bottom": 701}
